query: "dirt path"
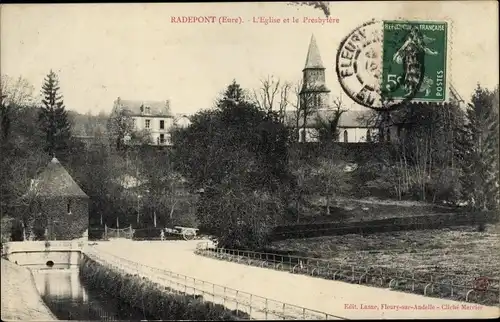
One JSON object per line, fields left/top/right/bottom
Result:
{"left": 1, "top": 259, "right": 57, "bottom": 321}
{"left": 93, "top": 240, "right": 499, "bottom": 320}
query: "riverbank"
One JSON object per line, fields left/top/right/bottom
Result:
{"left": 1, "top": 258, "right": 57, "bottom": 321}
{"left": 79, "top": 254, "right": 247, "bottom": 320}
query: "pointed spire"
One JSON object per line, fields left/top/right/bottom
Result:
{"left": 304, "top": 34, "right": 325, "bottom": 69}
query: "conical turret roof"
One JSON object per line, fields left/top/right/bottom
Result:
{"left": 27, "top": 157, "right": 88, "bottom": 198}
{"left": 304, "top": 34, "right": 325, "bottom": 69}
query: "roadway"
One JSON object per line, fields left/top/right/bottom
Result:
{"left": 92, "top": 239, "right": 499, "bottom": 320}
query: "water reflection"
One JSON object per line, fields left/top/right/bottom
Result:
{"left": 32, "top": 268, "right": 150, "bottom": 321}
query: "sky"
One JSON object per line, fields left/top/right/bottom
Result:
{"left": 2, "top": 1, "right": 498, "bottom": 115}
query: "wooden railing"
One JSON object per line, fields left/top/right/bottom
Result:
{"left": 195, "top": 243, "right": 500, "bottom": 306}
{"left": 84, "top": 246, "right": 347, "bottom": 320}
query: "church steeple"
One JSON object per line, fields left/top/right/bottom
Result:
{"left": 300, "top": 34, "right": 330, "bottom": 108}
{"left": 303, "top": 34, "right": 325, "bottom": 70}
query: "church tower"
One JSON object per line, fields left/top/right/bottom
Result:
{"left": 300, "top": 34, "right": 331, "bottom": 110}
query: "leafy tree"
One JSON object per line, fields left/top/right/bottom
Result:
{"left": 172, "top": 80, "right": 292, "bottom": 248}
{"left": 38, "top": 70, "right": 72, "bottom": 157}
{"left": 458, "top": 85, "right": 499, "bottom": 214}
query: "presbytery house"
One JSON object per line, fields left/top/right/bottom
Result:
{"left": 110, "top": 97, "right": 191, "bottom": 147}
{"left": 22, "top": 157, "right": 89, "bottom": 241}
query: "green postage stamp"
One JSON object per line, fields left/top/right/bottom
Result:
{"left": 381, "top": 20, "right": 448, "bottom": 102}
{"left": 336, "top": 19, "right": 450, "bottom": 110}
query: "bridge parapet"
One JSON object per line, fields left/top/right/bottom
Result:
{"left": 4, "top": 240, "right": 85, "bottom": 255}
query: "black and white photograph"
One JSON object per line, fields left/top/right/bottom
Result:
{"left": 1, "top": 1, "right": 499, "bottom": 320}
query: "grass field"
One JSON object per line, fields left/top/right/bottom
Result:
{"left": 269, "top": 224, "right": 500, "bottom": 278}
{"left": 297, "top": 196, "right": 457, "bottom": 224}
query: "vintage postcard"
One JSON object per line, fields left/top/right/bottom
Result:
{"left": 1, "top": 1, "right": 499, "bottom": 321}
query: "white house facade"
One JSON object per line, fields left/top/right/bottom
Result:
{"left": 111, "top": 98, "right": 191, "bottom": 146}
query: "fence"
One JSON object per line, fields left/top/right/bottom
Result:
{"left": 271, "top": 212, "right": 496, "bottom": 240}
{"left": 84, "top": 246, "right": 347, "bottom": 320}
{"left": 195, "top": 243, "right": 500, "bottom": 307}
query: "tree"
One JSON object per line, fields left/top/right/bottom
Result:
{"left": 253, "top": 75, "right": 291, "bottom": 123}
{"left": 310, "top": 158, "right": 352, "bottom": 216}
{"left": 288, "top": 79, "right": 321, "bottom": 143}
{"left": 38, "top": 70, "right": 72, "bottom": 156}
{"left": 458, "top": 85, "right": 499, "bottom": 214}
{"left": 172, "top": 80, "right": 292, "bottom": 248}
{"left": 0, "top": 76, "right": 47, "bottom": 237}
{"left": 132, "top": 148, "right": 195, "bottom": 228}
{"left": 315, "top": 93, "right": 348, "bottom": 142}
{"left": 107, "top": 106, "right": 156, "bottom": 150}
{"left": 1, "top": 75, "right": 36, "bottom": 141}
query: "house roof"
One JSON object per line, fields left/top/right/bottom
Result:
{"left": 284, "top": 109, "right": 377, "bottom": 128}
{"left": 113, "top": 174, "right": 148, "bottom": 189}
{"left": 304, "top": 34, "right": 325, "bottom": 70}
{"left": 26, "top": 157, "right": 88, "bottom": 198}
{"left": 116, "top": 98, "right": 172, "bottom": 117}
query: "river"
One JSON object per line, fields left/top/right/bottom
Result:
{"left": 32, "top": 265, "right": 152, "bottom": 321}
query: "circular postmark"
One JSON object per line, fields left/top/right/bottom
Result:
{"left": 473, "top": 276, "right": 490, "bottom": 292}
{"left": 336, "top": 19, "right": 426, "bottom": 111}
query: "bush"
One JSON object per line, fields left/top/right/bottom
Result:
{"left": 79, "top": 255, "right": 249, "bottom": 320}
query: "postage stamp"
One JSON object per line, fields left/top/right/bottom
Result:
{"left": 336, "top": 19, "right": 450, "bottom": 111}
{"left": 382, "top": 20, "right": 448, "bottom": 102}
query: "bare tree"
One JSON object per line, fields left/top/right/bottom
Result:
{"left": 253, "top": 75, "right": 291, "bottom": 123}
{"left": 314, "top": 92, "right": 349, "bottom": 142}
{"left": 290, "top": 80, "right": 303, "bottom": 142}
{"left": 1, "top": 75, "right": 36, "bottom": 140}
{"left": 288, "top": 79, "right": 320, "bottom": 143}
{"left": 107, "top": 107, "right": 134, "bottom": 149}
{"left": 311, "top": 158, "right": 352, "bottom": 216}
{"left": 7, "top": 150, "right": 47, "bottom": 240}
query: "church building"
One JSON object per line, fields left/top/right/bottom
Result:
{"left": 287, "top": 34, "right": 378, "bottom": 143}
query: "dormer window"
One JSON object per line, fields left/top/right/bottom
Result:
{"left": 145, "top": 106, "right": 151, "bottom": 114}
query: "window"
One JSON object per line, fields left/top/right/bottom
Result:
{"left": 145, "top": 106, "right": 151, "bottom": 114}
{"left": 299, "top": 128, "right": 306, "bottom": 143}
{"left": 343, "top": 130, "right": 348, "bottom": 143}
{"left": 366, "top": 129, "right": 371, "bottom": 142}
{"left": 67, "top": 200, "right": 72, "bottom": 215}
{"left": 160, "top": 133, "right": 165, "bottom": 144}
{"left": 145, "top": 119, "right": 151, "bottom": 129}
{"left": 160, "top": 120, "right": 165, "bottom": 130}
{"left": 314, "top": 95, "right": 320, "bottom": 107}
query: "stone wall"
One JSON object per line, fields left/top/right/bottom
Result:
{"left": 35, "top": 197, "right": 89, "bottom": 240}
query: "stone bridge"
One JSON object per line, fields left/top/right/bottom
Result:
{"left": 3, "top": 240, "right": 85, "bottom": 269}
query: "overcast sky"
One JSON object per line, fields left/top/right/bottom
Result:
{"left": 2, "top": 1, "right": 498, "bottom": 115}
